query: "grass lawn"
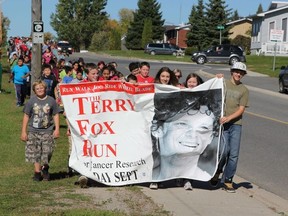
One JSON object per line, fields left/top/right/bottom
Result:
{"left": 0, "top": 72, "right": 107, "bottom": 215}
{"left": 0, "top": 64, "right": 169, "bottom": 215}
{"left": 97, "top": 50, "right": 288, "bottom": 77}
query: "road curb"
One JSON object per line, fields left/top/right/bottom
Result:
{"left": 234, "top": 175, "right": 288, "bottom": 215}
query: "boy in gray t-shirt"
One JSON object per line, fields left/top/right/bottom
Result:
{"left": 21, "top": 80, "right": 60, "bottom": 181}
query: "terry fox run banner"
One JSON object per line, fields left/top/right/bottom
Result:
{"left": 60, "top": 78, "right": 224, "bottom": 186}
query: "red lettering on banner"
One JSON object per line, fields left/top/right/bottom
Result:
{"left": 103, "top": 100, "right": 113, "bottom": 112}
{"left": 73, "top": 97, "right": 88, "bottom": 115}
{"left": 83, "top": 140, "right": 117, "bottom": 157}
{"left": 115, "top": 99, "right": 135, "bottom": 111}
{"left": 90, "top": 99, "right": 135, "bottom": 114}
{"left": 76, "top": 120, "right": 115, "bottom": 136}
{"left": 59, "top": 81, "right": 155, "bottom": 95}
{"left": 76, "top": 119, "right": 89, "bottom": 135}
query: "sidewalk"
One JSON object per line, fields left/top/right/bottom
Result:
{"left": 141, "top": 175, "right": 288, "bottom": 216}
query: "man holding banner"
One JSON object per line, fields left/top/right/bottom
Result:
{"left": 211, "top": 62, "right": 249, "bottom": 193}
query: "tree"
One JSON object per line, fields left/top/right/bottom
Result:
{"left": 44, "top": 32, "right": 55, "bottom": 43}
{"left": 257, "top": 3, "right": 263, "bottom": 14}
{"left": 50, "top": 0, "right": 108, "bottom": 51}
{"left": 89, "top": 31, "right": 109, "bottom": 51}
{"left": 231, "top": 35, "right": 251, "bottom": 54}
{"left": 1, "top": 13, "right": 10, "bottom": 49}
{"left": 109, "top": 29, "right": 121, "bottom": 50}
{"left": 141, "top": 18, "right": 153, "bottom": 48}
{"left": 89, "top": 19, "right": 121, "bottom": 51}
{"left": 205, "top": 0, "right": 232, "bottom": 46}
{"left": 125, "top": 0, "right": 165, "bottom": 49}
{"left": 186, "top": 0, "right": 207, "bottom": 51}
{"left": 118, "top": 8, "right": 134, "bottom": 36}
{"left": 231, "top": 10, "right": 240, "bottom": 21}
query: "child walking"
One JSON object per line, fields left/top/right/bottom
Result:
{"left": 21, "top": 80, "right": 60, "bottom": 181}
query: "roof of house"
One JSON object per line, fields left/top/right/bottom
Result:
{"left": 268, "top": 1, "right": 288, "bottom": 10}
{"left": 164, "top": 24, "right": 191, "bottom": 32}
{"left": 250, "top": 1, "right": 288, "bottom": 18}
{"left": 163, "top": 25, "right": 178, "bottom": 31}
{"left": 226, "top": 18, "right": 252, "bottom": 26}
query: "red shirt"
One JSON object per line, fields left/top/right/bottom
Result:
{"left": 98, "top": 76, "right": 109, "bottom": 81}
{"left": 80, "top": 78, "right": 90, "bottom": 83}
{"left": 136, "top": 75, "right": 154, "bottom": 83}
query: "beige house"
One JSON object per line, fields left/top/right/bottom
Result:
{"left": 226, "top": 18, "right": 252, "bottom": 40}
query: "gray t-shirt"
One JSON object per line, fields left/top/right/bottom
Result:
{"left": 23, "top": 95, "right": 60, "bottom": 132}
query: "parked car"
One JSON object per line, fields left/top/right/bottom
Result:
{"left": 144, "top": 43, "right": 184, "bottom": 56}
{"left": 279, "top": 65, "right": 288, "bottom": 93}
{"left": 191, "top": 44, "right": 246, "bottom": 65}
{"left": 57, "top": 41, "right": 73, "bottom": 55}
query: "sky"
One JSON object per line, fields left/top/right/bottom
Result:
{"left": 1, "top": 0, "right": 282, "bottom": 37}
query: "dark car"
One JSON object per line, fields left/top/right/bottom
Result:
{"left": 57, "top": 41, "right": 73, "bottom": 55}
{"left": 279, "top": 65, "right": 288, "bottom": 93}
{"left": 144, "top": 43, "right": 184, "bottom": 56}
{"left": 191, "top": 44, "right": 246, "bottom": 65}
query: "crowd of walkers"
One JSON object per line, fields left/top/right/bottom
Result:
{"left": 10, "top": 39, "right": 248, "bottom": 194}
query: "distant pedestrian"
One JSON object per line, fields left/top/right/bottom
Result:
{"left": 184, "top": 73, "right": 204, "bottom": 89}
{"left": 136, "top": 62, "right": 154, "bottom": 83}
{"left": 40, "top": 64, "right": 57, "bottom": 98}
{"left": 11, "top": 57, "right": 30, "bottom": 106}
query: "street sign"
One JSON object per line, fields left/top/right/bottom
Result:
{"left": 270, "top": 29, "right": 284, "bottom": 42}
{"left": 217, "top": 25, "right": 224, "bottom": 30}
{"left": 33, "top": 32, "right": 44, "bottom": 44}
{"left": 33, "top": 21, "right": 44, "bottom": 44}
{"left": 33, "top": 21, "right": 44, "bottom": 33}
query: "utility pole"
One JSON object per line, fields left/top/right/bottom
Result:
{"left": 0, "top": 1, "right": 2, "bottom": 48}
{"left": 0, "top": 1, "right": 3, "bottom": 92}
{"left": 31, "top": 0, "right": 42, "bottom": 94}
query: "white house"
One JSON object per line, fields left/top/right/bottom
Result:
{"left": 251, "top": 1, "right": 288, "bottom": 56}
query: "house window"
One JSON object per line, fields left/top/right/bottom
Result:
{"left": 282, "top": 18, "right": 287, "bottom": 42}
{"left": 269, "top": 21, "right": 275, "bottom": 39}
{"left": 252, "top": 23, "right": 255, "bottom": 35}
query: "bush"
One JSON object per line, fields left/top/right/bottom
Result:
{"left": 185, "top": 47, "right": 199, "bottom": 55}
{"left": 89, "top": 31, "right": 110, "bottom": 51}
{"left": 231, "top": 35, "right": 251, "bottom": 55}
{"left": 109, "top": 30, "right": 121, "bottom": 50}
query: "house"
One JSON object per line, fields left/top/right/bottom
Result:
{"left": 226, "top": 18, "right": 252, "bottom": 40}
{"left": 250, "top": 1, "right": 288, "bottom": 56}
{"left": 164, "top": 24, "right": 191, "bottom": 48}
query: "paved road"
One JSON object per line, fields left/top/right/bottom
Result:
{"left": 69, "top": 52, "right": 288, "bottom": 215}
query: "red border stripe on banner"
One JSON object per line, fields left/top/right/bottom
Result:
{"left": 59, "top": 81, "right": 155, "bottom": 96}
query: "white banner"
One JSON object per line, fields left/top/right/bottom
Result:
{"left": 60, "top": 78, "right": 224, "bottom": 186}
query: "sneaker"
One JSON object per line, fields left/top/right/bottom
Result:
{"left": 223, "top": 182, "right": 236, "bottom": 193}
{"left": 183, "top": 180, "right": 193, "bottom": 190}
{"left": 41, "top": 165, "right": 50, "bottom": 181}
{"left": 149, "top": 183, "right": 158, "bottom": 190}
{"left": 66, "top": 167, "right": 74, "bottom": 177}
{"left": 33, "top": 172, "right": 43, "bottom": 181}
{"left": 210, "top": 172, "right": 220, "bottom": 187}
{"left": 175, "top": 179, "right": 183, "bottom": 187}
{"left": 78, "top": 176, "right": 88, "bottom": 188}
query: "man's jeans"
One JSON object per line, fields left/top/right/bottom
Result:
{"left": 219, "top": 123, "right": 242, "bottom": 183}
{"left": 14, "top": 83, "right": 27, "bottom": 105}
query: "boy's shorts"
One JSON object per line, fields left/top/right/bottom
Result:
{"left": 25, "top": 131, "right": 55, "bottom": 164}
